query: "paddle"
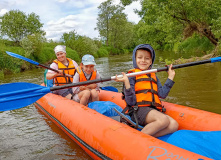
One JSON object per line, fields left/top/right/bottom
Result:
{"left": 6, "top": 51, "right": 72, "bottom": 78}
{"left": 0, "top": 56, "right": 221, "bottom": 111}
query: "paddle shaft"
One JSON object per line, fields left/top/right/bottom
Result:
{"left": 39, "top": 64, "right": 73, "bottom": 78}
{"left": 38, "top": 64, "right": 60, "bottom": 73}
{"left": 50, "top": 57, "right": 220, "bottom": 91}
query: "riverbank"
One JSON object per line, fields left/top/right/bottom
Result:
{"left": 173, "top": 45, "right": 220, "bottom": 64}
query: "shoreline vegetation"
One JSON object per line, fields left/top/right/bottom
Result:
{"left": 172, "top": 45, "right": 220, "bottom": 65}
{"left": 0, "top": 37, "right": 220, "bottom": 79}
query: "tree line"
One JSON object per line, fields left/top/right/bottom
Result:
{"left": 0, "top": 0, "right": 221, "bottom": 77}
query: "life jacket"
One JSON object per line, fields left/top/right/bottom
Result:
{"left": 128, "top": 68, "right": 163, "bottom": 111}
{"left": 53, "top": 58, "right": 76, "bottom": 86}
{"left": 76, "top": 67, "right": 97, "bottom": 83}
{"left": 121, "top": 69, "right": 165, "bottom": 129}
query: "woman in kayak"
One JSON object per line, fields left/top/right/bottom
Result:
{"left": 46, "top": 45, "right": 78, "bottom": 98}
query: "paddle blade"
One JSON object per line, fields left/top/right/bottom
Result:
{"left": 6, "top": 51, "right": 39, "bottom": 65}
{"left": 211, "top": 57, "right": 221, "bottom": 63}
{"left": 0, "top": 82, "right": 50, "bottom": 111}
{"left": 100, "top": 86, "right": 118, "bottom": 92}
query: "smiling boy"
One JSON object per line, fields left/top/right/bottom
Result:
{"left": 72, "top": 54, "right": 101, "bottom": 105}
{"left": 116, "top": 44, "right": 178, "bottom": 137}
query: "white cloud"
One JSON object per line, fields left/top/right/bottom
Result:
{"left": 0, "top": 9, "right": 8, "bottom": 16}
{"left": 124, "top": 1, "right": 141, "bottom": 24}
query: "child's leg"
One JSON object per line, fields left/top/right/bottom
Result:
{"left": 78, "top": 90, "right": 91, "bottom": 105}
{"left": 65, "top": 94, "right": 72, "bottom": 99}
{"left": 152, "top": 115, "right": 178, "bottom": 137}
{"left": 90, "top": 89, "right": 99, "bottom": 102}
{"left": 141, "top": 110, "right": 178, "bottom": 137}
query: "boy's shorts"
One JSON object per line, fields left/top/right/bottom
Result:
{"left": 131, "top": 106, "right": 156, "bottom": 126}
{"left": 72, "top": 93, "right": 93, "bottom": 104}
{"left": 53, "top": 88, "right": 72, "bottom": 97}
{"left": 72, "top": 94, "right": 80, "bottom": 103}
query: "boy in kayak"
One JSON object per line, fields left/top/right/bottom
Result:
{"left": 72, "top": 54, "right": 101, "bottom": 105}
{"left": 46, "top": 45, "right": 78, "bottom": 98}
{"left": 116, "top": 44, "right": 178, "bottom": 137}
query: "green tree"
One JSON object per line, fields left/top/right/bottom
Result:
{"left": 121, "top": 0, "right": 221, "bottom": 47}
{"left": 108, "top": 7, "right": 131, "bottom": 49}
{"left": 96, "top": 0, "right": 116, "bottom": 46}
{"left": 1, "top": 10, "right": 44, "bottom": 44}
{"left": 61, "top": 31, "right": 98, "bottom": 57}
{"left": 20, "top": 33, "right": 46, "bottom": 58}
{"left": 96, "top": 0, "right": 136, "bottom": 50}
{"left": 61, "top": 30, "right": 79, "bottom": 48}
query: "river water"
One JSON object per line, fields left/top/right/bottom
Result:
{"left": 0, "top": 52, "right": 221, "bottom": 159}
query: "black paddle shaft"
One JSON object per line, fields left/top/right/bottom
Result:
{"left": 157, "top": 59, "right": 211, "bottom": 72}
{"left": 50, "top": 77, "right": 112, "bottom": 91}
{"left": 51, "top": 59, "right": 212, "bottom": 92}
{"left": 39, "top": 64, "right": 60, "bottom": 73}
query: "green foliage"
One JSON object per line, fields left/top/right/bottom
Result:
{"left": 20, "top": 33, "right": 46, "bottom": 58}
{"left": 120, "top": 0, "right": 134, "bottom": 6}
{"left": 177, "top": 34, "right": 214, "bottom": 53}
{"left": 159, "top": 56, "right": 163, "bottom": 62}
{"left": 66, "top": 47, "right": 80, "bottom": 62}
{"left": 61, "top": 30, "right": 78, "bottom": 47}
{"left": 122, "top": 0, "right": 221, "bottom": 51}
{"left": 1, "top": 10, "right": 44, "bottom": 43}
{"left": 165, "top": 59, "right": 175, "bottom": 65}
{"left": 0, "top": 44, "right": 24, "bottom": 73}
{"left": 0, "top": 70, "right": 4, "bottom": 79}
{"left": 96, "top": 0, "right": 136, "bottom": 49}
{"left": 164, "top": 44, "right": 173, "bottom": 51}
{"left": 37, "top": 47, "right": 54, "bottom": 64}
{"left": 62, "top": 31, "right": 99, "bottom": 58}
{"left": 97, "top": 47, "right": 109, "bottom": 57}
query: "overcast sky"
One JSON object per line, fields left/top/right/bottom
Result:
{"left": 0, "top": 0, "right": 141, "bottom": 41}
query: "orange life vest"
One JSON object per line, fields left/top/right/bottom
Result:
{"left": 128, "top": 68, "right": 162, "bottom": 110}
{"left": 53, "top": 58, "right": 76, "bottom": 86}
{"left": 76, "top": 67, "right": 97, "bottom": 82}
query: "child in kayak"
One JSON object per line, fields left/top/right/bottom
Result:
{"left": 72, "top": 54, "right": 101, "bottom": 105}
{"left": 115, "top": 44, "right": 178, "bottom": 137}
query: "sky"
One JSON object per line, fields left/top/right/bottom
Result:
{"left": 0, "top": 0, "right": 141, "bottom": 41}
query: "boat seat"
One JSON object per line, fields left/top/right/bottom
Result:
{"left": 44, "top": 69, "right": 53, "bottom": 88}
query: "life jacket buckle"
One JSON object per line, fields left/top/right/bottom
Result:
{"left": 151, "top": 102, "right": 155, "bottom": 106}
{"left": 133, "top": 105, "right": 138, "bottom": 112}
{"left": 162, "top": 106, "right": 166, "bottom": 113}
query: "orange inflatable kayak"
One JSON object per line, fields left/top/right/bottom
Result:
{"left": 34, "top": 89, "right": 221, "bottom": 160}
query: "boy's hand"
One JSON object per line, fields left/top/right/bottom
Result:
{"left": 86, "top": 84, "right": 97, "bottom": 89}
{"left": 115, "top": 72, "right": 130, "bottom": 89}
{"left": 168, "top": 64, "right": 175, "bottom": 80}
{"left": 79, "top": 86, "right": 87, "bottom": 91}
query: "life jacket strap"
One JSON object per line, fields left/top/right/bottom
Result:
{"left": 136, "top": 77, "right": 157, "bottom": 84}
{"left": 136, "top": 101, "right": 166, "bottom": 113}
{"left": 137, "top": 101, "right": 162, "bottom": 107}
{"left": 121, "top": 105, "right": 139, "bottom": 129}
{"left": 135, "top": 89, "right": 158, "bottom": 95}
